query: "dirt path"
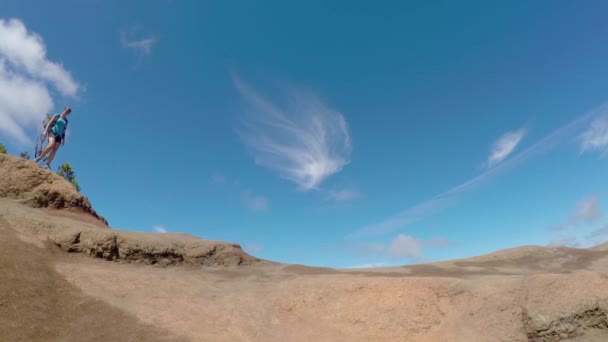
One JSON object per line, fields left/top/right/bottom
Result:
{"left": 0, "top": 215, "right": 185, "bottom": 342}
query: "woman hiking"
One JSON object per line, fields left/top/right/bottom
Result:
{"left": 35, "top": 106, "right": 72, "bottom": 169}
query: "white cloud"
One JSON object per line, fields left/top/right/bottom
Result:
{"left": 357, "top": 234, "right": 447, "bottom": 260}
{"left": 153, "top": 225, "right": 168, "bottom": 233}
{"left": 548, "top": 236, "right": 579, "bottom": 248}
{"left": 351, "top": 103, "right": 608, "bottom": 239}
{"left": 0, "top": 18, "right": 80, "bottom": 145}
{"left": 580, "top": 116, "right": 608, "bottom": 154}
{"left": 120, "top": 29, "right": 157, "bottom": 67}
{"left": 0, "top": 18, "right": 79, "bottom": 96}
{"left": 487, "top": 127, "right": 526, "bottom": 167}
{"left": 233, "top": 76, "right": 352, "bottom": 191}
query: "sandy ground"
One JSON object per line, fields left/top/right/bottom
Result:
{"left": 0, "top": 211, "right": 185, "bottom": 342}
{"left": 3, "top": 198, "right": 608, "bottom": 341}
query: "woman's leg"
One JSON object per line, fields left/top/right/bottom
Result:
{"left": 35, "top": 136, "right": 56, "bottom": 161}
{"left": 46, "top": 142, "right": 61, "bottom": 166}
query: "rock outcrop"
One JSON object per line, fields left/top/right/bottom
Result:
{"left": 0, "top": 154, "right": 108, "bottom": 226}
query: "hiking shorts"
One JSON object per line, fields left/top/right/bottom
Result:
{"left": 51, "top": 132, "right": 62, "bottom": 144}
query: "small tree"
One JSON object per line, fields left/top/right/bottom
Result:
{"left": 0, "top": 143, "right": 6, "bottom": 154}
{"left": 57, "top": 162, "right": 81, "bottom": 192}
{"left": 20, "top": 151, "right": 31, "bottom": 160}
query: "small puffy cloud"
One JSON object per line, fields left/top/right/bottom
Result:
{"left": 387, "top": 234, "right": 423, "bottom": 258}
{"left": 570, "top": 196, "right": 602, "bottom": 225}
{"left": 347, "top": 262, "right": 387, "bottom": 269}
{"left": 357, "top": 234, "right": 448, "bottom": 260}
{"left": 153, "top": 225, "right": 168, "bottom": 233}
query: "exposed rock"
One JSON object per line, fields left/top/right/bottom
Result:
{"left": 0, "top": 154, "right": 108, "bottom": 226}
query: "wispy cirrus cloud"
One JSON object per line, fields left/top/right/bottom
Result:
{"left": 120, "top": 29, "right": 158, "bottom": 67}
{"left": 0, "top": 18, "right": 80, "bottom": 145}
{"left": 349, "top": 196, "right": 453, "bottom": 238}
{"left": 350, "top": 103, "right": 608, "bottom": 239}
{"left": 232, "top": 76, "right": 352, "bottom": 191}
{"left": 487, "top": 127, "right": 527, "bottom": 167}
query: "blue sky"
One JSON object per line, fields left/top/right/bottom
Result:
{"left": 1, "top": 1, "right": 608, "bottom": 268}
